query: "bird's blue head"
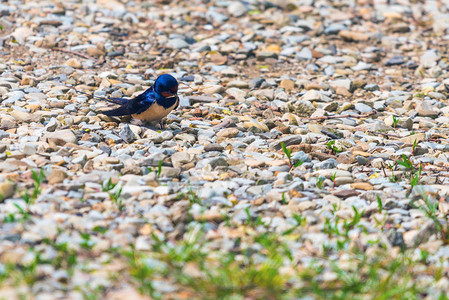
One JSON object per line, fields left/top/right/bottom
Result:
{"left": 154, "top": 74, "right": 178, "bottom": 100}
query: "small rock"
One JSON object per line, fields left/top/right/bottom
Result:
{"left": 333, "top": 189, "right": 361, "bottom": 198}
{"left": 354, "top": 103, "right": 373, "bottom": 113}
{"left": 227, "top": 80, "right": 249, "bottom": 89}
{"left": 330, "top": 79, "right": 352, "bottom": 91}
{"left": 167, "top": 38, "right": 189, "bottom": 49}
{"left": 385, "top": 56, "right": 405, "bottom": 66}
{"left": 228, "top": 2, "right": 247, "bottom": 17}
{"left": 119, "top": 124, "right": 136, "bottom": 143}
{"left": 22, "top": 144, "right": 37, "bottom": 155}
{"left": 171, "top": 152, "right": 191, "bottom": 168}
{"left": 416, "top": 102, "right": 439, "bottom": 117}
{"left": 280, "top": 79, "right": 295, "bottom": 91}
{"left": 48, "top": 169, "right": 68, "bottom": 185}
{"left": 217, "top": 128, "right": 239, "bottom": 138}
{"left": 10, "top": 110, "right": 39, "bottom": 122}
{"left": 339, "top": 30, "right": 369, "bottom": 42}
{"left": 399, "top": 133, "right": 426, "bottom": 145}
{"left": 12, "top": 27, "right": 33, "bottom": 44}
{"left": 270, "top": 135, "right": 302, "bottom": 150}
{"left": 420, "top": 50, "right": 439, "bottom": 68}
{"left": 65, "top": 58, "right": 82, "bottom": 69}
{"left": 251, "top": 89, "right": 274, "bottom": 101}
{"left": 350, "top": 182, "right": 374, "bottom": 191}
{"left": 296, "top": 47, "right": 312, "bottom": 60}
{"left": 44, "top": 129, "right": 78, "bottom": 146}
{"left": 204, "top": 144, "right": 224, "bottom": 152}
{"left": 86, "top": 46, "right": 106, "bottom": 57}
{"left": 0, "top": 181, "right": 15, "bottom": 200}
{"left": 159, "top": 167, "right": 181, "bottom": 178}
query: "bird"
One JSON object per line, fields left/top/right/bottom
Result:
{"left": 82, "top": 74, "right": 179, "bottom": 125}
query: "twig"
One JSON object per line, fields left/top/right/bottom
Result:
{"left": 52, "top": 48, "right": 95, "bottom": 60}
{"left": 308, "top": 110, "right": 376, "bottom": 121}
{"left": 381, "top": 162, "right": 388, "bottom": 178}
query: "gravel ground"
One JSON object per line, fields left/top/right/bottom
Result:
{"left": 1, "top": 0, "right": 449, "bottom": 299}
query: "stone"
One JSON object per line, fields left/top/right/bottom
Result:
{"left": 296, "top": 47, "right": 312, "bottom": 60}
{"left": 86, "top": 46, "right": 106, "bottom": 57}
{"left": 330, "top": 79, "right": 352, "bottom": 91}
{"left": 202, "top": 85, "right": 224, "bottom": 94}
{"left": 119, "top": 124, "right": 136, "bottom": 143}
{"left": 324, "top": 102, "right": 338, "bottom": 112}
{"left": 228, "top": 2, "right": 247, "bottom": 17}
{"left": 384, "top": 116, "right": 413, "bottom": 130}
{"left": 48, "top": 169, "right": 68, "bottom": 184}
{"left": 243, "top": 120, "right": 269, "bottom": 132}
{"left": 251, "top": 89, "right": 274, "bottom": 101}
{"left": 420, "top": 50, "right": 439, "bottom": 68}
{"left": 338, "top": 30, "right": 369, "bottom": 42}
{"left": 280, "top": 79, "right": 295, "bottom": 91}
{"left": 44, "top": 129, "right": 78, "bottom": 145}
{"left": 398, "top": 133, "right": 426, "bottom": 145}
{"left": 196, "top": 157, "right": 228, "bottom": 169}
{"left": 385, "top": 56, "right": 405, "bottom": 66}
{"left": 354, "top": 103, "right": 373, "bottom": 113}
{"left": 227, "top": 80, "right": 249, "bottom": 89}
{"left": 350, "top": 182, "right": 374, "bottom": 191}
{"left": 334, "top": 177, "right": 354, "bottom": 186}
{"left": 175, "top": 133, "right": 196, "bottom": 144}
{"left": 217, "top": 128, "right": 239, "bottom": 138}
{"left": 0, "top": 181, "right": 15, "bottom": 200}
{"left": 65, "top": 58, "right": 82, "bottom": 69}
{"left": 416, "top": 102, "right": 439, "bottom": 117}
{"left": 333, "top": 189, "right": 361, "bottom": 198}
{"left": 22, "top": 144, "right": 37, "bottom": 155}
{"left": 301, "top": 90, "right": 332, "bottom": 102}
{"left": 159, "top": 167, "right": 181, "bottom": 178}
{"left": 171, "top": 152, "right": 191, "bottom": 168}
{"left": 10, "top": 110, "right": 39, "bottom": 122}
{"left": 167, "top": 38, "right": 189, "bottom": 49}
{"left": 226, "top": 88, "right": 247, "bottom": 100}
{"left": 296, "top": 201, "right": 317, "bottom": 211}
{"left": 289, "top": 100, "right": 316, "bottom": 116}
{"left": 269, "top": 135, "right": 302, "bottom": 150}
{"left": 12, "top": 27, "right": 33, "bottom": 44}
{"left": 204, "top": 144, "right": 224, "bottom": 152}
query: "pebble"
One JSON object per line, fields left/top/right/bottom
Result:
{"left": 216, "top": 128, "right": 239, "bottom": 138}
{"left": 44, "top": 129, "right": 77, "bottom": 145}
{"left": 280, "top": 79, "right": 295, "bottom": 91}
{"left": 48, "top": 169, "right": 68, "bottom": 185}
{"left": 65, "top": 58, "right": 82, "bottom": 69}
{"left": 167, "top": 38, "right": 189, "bottom": 49}
{"left": 0, "top": 181, "right": 15, "bottom": 200}
{"left": 354, "top": 103, "right": 373, "bottom": 113}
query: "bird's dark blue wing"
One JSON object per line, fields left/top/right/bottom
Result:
{"left": 102, "top": 88, "right": 156, "bottom": 116}
{"left": 106, "top": 97, "right": 129, "bottom": 105}
{"left": 127, "top": 88, "right": 156, "bottom": 114}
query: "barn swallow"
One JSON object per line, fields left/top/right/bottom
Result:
{"left": 82, "top": 74, "right": 179, "bottom": 124}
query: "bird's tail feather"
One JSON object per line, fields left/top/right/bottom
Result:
{"left": 101, "top": 105, "right": 131, "bottom": 116}
{"left": 76, "top": 90, "right": 129, "bottom": 105}
{"left": 105, "top": 97, "right": 129, "bottom": 105}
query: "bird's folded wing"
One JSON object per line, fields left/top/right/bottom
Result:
{"left": 106, "top": 97, "right": 129, "bottom": 105}
{"left": 128, "top": 93, "right": 156, "bottom": 115}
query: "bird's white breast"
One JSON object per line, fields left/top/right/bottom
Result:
{"left": 132, "top": 99, "right": 178, "bottom": 122}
